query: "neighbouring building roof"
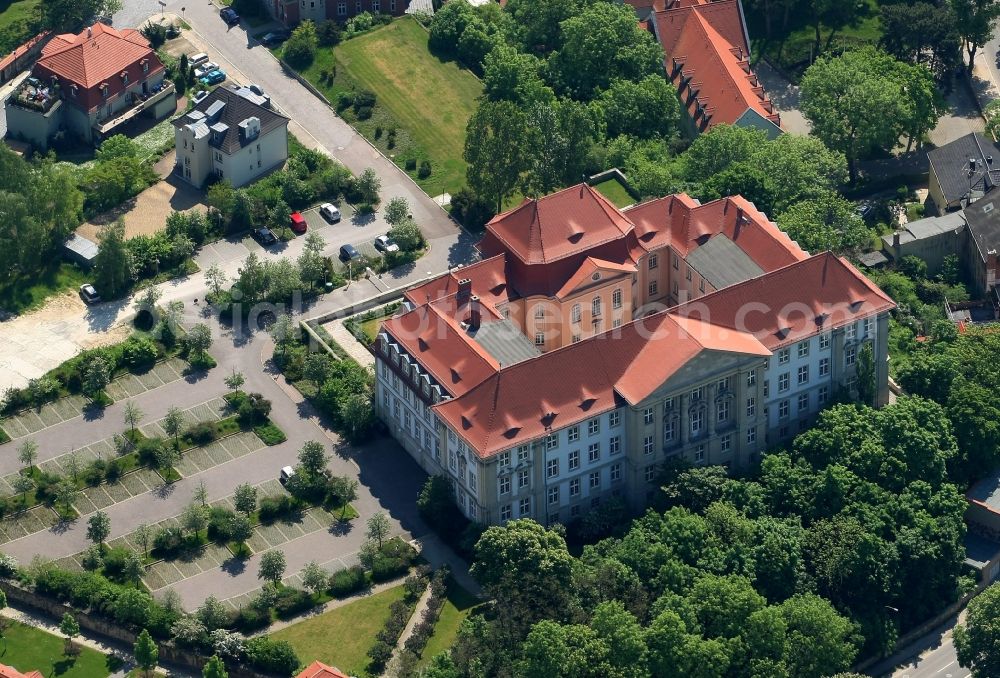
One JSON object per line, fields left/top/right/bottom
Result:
{"left": 964, "top": 532, "right": 1000, "bottom": 570}
{"left": 928, "top": 132, "right": 1000, "bottom": 206}
{"left": 0, "top": 664, "right": 45, "bottom": 678}
{"left": 968, "top": 468, "right": 1000, "bottom": 513}
{"left": 471, "top": 318, "right": 541, "bottom": 366}
{"left": 173, "top": 87, "right": 289, "bottom": 155}
{"left": 0, "top": 31, "right": 50, "bottom": 74}
{"left": 649, "top": 0, "right": 780, "bottom": 131}
{"left": 881, "top": 211, "right": 967, "bottom": 249}
{"left": 37, "top": 23, "right": 155, "bottom": 89}
{"left": 963, "top": 192, "right": 1000, "bottom": 263}
{"left": 296, "top": 661, "right": 351, "bottom": 678}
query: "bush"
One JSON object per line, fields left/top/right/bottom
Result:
{"left": 104, "top": 459, "right": 123, "bottom": 483}
{"left": 404, "top": 158, "right": 417, "bottom": 171}
{"left": 316, "top": 19, "right": 341, "bottom": 46}
{"left": 207, "top": 506, "right": 237, "bottom": 542}
{"left": 417, "top": 160, "right": 432, "bottom": 179}
{"left": 153, "top": 526, "right": 184, "bottom": 555}
{"left": 273, "top": 587, "right": 314, "bottom": 618}
{"left": 371, "top": 556, "right": 408, "bottom": 583}
{"left": 449, "top": 188, "right": 493, "bottom": 231}
{"left": 367, "top": 640, "right": 393, "bottom": 669}
{"left": 356, "top": 105, "right": 373, "bottom": 120}
{"left": 258, "top": 495, "right": 302, "bottom": 523}
{"left": 237, "top": 393, "right": 272, "bottom": 427}
{"left": 234, "top": 605, "right": 271, "bottom": 633}
{"left": 254, "top": 422, "right": 287, "bottom": 446}
{"left": 283, "top": 21, "right": 318, "bottom": 70}
{"left": 0, "top": 553, "right": 18, "bottom": 579}
{"left": 83, "top": 458, "right": 107, "bottom": 486}
{"left": 244, "top": 636, "right": 301, "bottom": 676}
{"left": 101, "top": 547, "right": 132, "bottom": 580}
{"left": 121, "top": 336, "right": 159, "bottom": 369}
{"left": 185, "top": 420, "right": 219, "bottom": 446}
{"left": 329, "top": 565, "right": 367, "bottom": 597}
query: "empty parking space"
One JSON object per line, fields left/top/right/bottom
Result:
{"left": 104, "top": 358, "right": 187, "bottom": 402}
{"left": 174, "top": 432, "right": 264, "bottom": 478}
{"left": 0, "top": 506, "right": 59, "bottom": 545}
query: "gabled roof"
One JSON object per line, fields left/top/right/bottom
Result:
{"left": 0, "top": 664, "right": 44, "bottom": 678}
{"left": 555, "top": 257, "right": 637, "bottom": 299}
{"left": 673, "top": 252, "right": 896, "bottom": 349}
{"left": 652, "top": 0, "right": 779, "bottom": 129}
{"left": 296, "top": 661, "right": 351, "bottom": 678}
{"left": 37, "top": 23, "right": 153, "bottom": 89}
{"left": 0, "top": 31, "right": 50, "bottom": 73}
{"left": 927, "top": 132, "right": 1000, "bottom": 206}
{"left": 173, "top": 87, "right": 289, "bottom": 155}
{"left": 405, "top": 255, "right": 513, "bottom": 308}
{"left": 485, "top": 184, "right": 636, "bottom": 265}
{"left": 433, "top": 313, "right": 769, "bottom": 457}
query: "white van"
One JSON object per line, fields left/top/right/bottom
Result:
{"left": 279, "top": 466, "right": 294, "bottom": 484}
{"left": 189, "top": 52, "right": 209, "bottom": 67}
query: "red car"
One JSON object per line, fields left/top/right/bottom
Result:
{"left": 289, "top": 211, "right": 307, "bottom": 234}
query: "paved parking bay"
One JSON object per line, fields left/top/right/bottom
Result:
{"left": 0, "top": 506, "right": 59, "bottom": 545}
{"left": 173, "top": 431, "right": 265, "bottom": 478}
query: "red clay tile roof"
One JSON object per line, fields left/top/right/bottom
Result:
{"left": 623, "top": 194, "right": 808, "bottom": 271}
{"left": 382, "top": 295, "right": 500, "bottom": 399}
{"left": 405, "top": 255, "right": 513, "bottom": 309}
{"left": 0, "top": 31, "right": 50, "bottom": 73}
{"left": 652, "top": 0, "right": 780, "bottom": 129}
{"left": 39, "top": 23, "right": 155, "bottom": 88}
{"left": 484, "top": 184, "right": 636, "bottom": 265}
{"left": 0, "top": 664, "right": 45, "bottom": 678}
{"left": 673, "top": 251, "right": 896, "bottom": 349}
{"left": 433, "top": 313, "right": 769, "bottom": 457}
{"left": 32, "top": 23, "right": 164, "bottom": 113}
{"left": 297, "top": 661, "right": 351, "bottom": 678}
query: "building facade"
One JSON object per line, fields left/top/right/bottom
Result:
{"left": 373, "top": 185, "right": 895, "bottom": 526}
{"left": 5, "top": 23, "right": 175, "bottom": 149}
{"left": 172, "top": 88, "right": 289, "bottom": 189}
{"left": 262, "top": 0, "right": 412, "bottom": 27}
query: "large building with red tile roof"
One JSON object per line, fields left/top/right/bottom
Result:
{"left": 627, "top": 0, "right": 781, "bottom": 136}
{"left": 5, "top": 23, "right": 176, "bottom": 150}
{"left": 0, "top": 663, "right": 45, "bottom": 678}
{"left": 374, "top": 184, "right": 892, "bottom": 525}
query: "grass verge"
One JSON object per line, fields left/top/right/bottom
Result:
{"left": 592, "top": 178, "right": 636, "bottom": 209}
{"left": 288, "top": 17, "right": 482, "bottom": 196}
{"left": 0, "top": 262, "right": 90, "bottom": 315}
{"left": 1, "top": 619, "right": 122, "bottom": 678}
{"left": 272, "top": 584, "right": 407, "bottom": 676}
{"left": 418, "top": 580, "right": 480, "bottom": 668}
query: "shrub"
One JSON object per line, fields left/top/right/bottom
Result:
{"left": 417, "top": 160, "right": 432, "bottom": 179}
{"left": 258, "top": 495, "right": 301, "bottom": 523}
{"left": 121, "top": 336, "right": 159, "bottom": 369}
{"left": 367, "top": 640, "right": 393, "bottom": 669}
{"left": 356, "top": 106, "right": 373, "bottom": 121}
{"left": 207, "top": 506, "right": 238, "bottom": 542}
{"left": 273, "top": 587, "right": 314, "bottom": 618}
{"left": 153, "top": 526, "right": 184, "bottom": 555}
{"left": 336, "top": 92, "right": 354, "bottom": 111}
{"left": 449, "top": 188, "right": 493, "bottom": 231}
{"left": 316, "top": 19, "right": 341, "bottom": 47}
{"left": 185, "top": 420, "right": 219, "bottom": 446}
{"left": 237, "top": 393, "right": 272, "bottom": 427}
{"left": 136, "top": 437, "right": 165, "bottom": 467}
{"left": 84, "top": 458, "right": 107, "bottom": 486}
{"left": 104, "top": 459, "right": 123, "bottom": 483}
{"left": 371, "top": 556, "right": 408, "bottom": 582}
{"left": 374, "top": 126, "right": 383, "bottom": 139}
{"left": 0, "top": 553, "right": 18, "bottom": 578}
{"left": 404, "top": 158, "right": 417, "bottom": 171}
{"left": 234, "top": 606, "right": 271, "bottom": 633}
{"left": 101, "top": 547, "right": 132, "bottom": 580}
{"left": 329, "top": 565, "right": 367, "bottom": 597}
{"left": 244, "top": 636, "right": 300, "bottom": 676}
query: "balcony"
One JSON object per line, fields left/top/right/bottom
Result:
{"left": 93, "top": 79, "right": 175, "bottom": 135}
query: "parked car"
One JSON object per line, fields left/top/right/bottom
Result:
{"left": 319, "top": 202, "right": 341, "bottom": 223}
{"left": 247, "top": 83, "right": 265, "bottom": 96}
{"left": 220, "top": 7, "right": 240, "bottom": 25}
{"left": 193, "top": 62, "right": 219, "bottom": 79}
{"left": 200, "top": 69, "right": 227, "bottom": 85}
{"left": 374, "top": 235, "right": 399, "bottom": 253}
{"left": 79, "top": 284, "right": 101, "bottom": 305}
{"left": 189, "top": 52, "right": 209, "bottom": 67}
{"left": 260, "top": 30, "right": 290, "bottom": 46}
{"left": 339, "top": 243, "right": 361, "bottom": 261}
{"left": 192, "top": 90, "right": 209, "bottom": 104}
{"left": 289, "top": 211, "right": 307, "bottom": 234}
{"left": 279, "top": 466, "right": 294, "bottom": 484}
{"left": 253, "top": 227, "right": 278, "bottom": 246}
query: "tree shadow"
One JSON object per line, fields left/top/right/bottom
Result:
{"left": 221, "top": 556, "right": 248, "bottom": 576}
{"left": 329, "top": 518, "right": 353, "bottom": 537}
{"left": 154, "top": 481, "right": 176, "bottom": 499}
{"left": 52, "top": 656, "right": 77, "bottom": 675}
{"left": 82, "top": 402, "right": 107, "bottom": 421}
{"left": 184, "top": 367, "right": 209, "bottom": 383}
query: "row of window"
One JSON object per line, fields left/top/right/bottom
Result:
{"left": 335, "top": 0, "right": 396, "bottom": 14}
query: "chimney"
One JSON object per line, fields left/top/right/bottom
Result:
{"left": 457, "top": 278, "right": 472, "bottom": 301}
{"left": 87, "top": 26, "right": 92, "bottom": 38}
{"left": 989, "top": 156, "right": 994, "bottom": 166}
{"left": 893, "top": 232, "right": 900, "bottom": 248}
{"left": 970, "top": 158, "right": 978, "bottom": 173}
{"left": 468, "top": 295, "right": 481, "bottom": 329}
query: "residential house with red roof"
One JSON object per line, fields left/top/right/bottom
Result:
{"left": 5, "top": 23, "right": 175, "bottom": 150}
{"left": 627, "top": 0, "right": 781, "bottom": 136}
{"left": 0, "top": 664, "right": 45, "bottom": 678}
{"left": 296, "top": 660, "right": 352, "bottom": 678}
{"left": 372, "top": 184, "right": 893, "bottom": 526}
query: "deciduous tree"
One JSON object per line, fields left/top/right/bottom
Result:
{"left": 464, "top": 100, "right": 529, "bottom": 213}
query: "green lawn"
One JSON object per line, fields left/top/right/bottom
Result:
{"left": 592, "top": 178, "right": 636, "bottom": 209}
{"left": 293, "top": 17, "right": 482, "bottom": 196}
{"left": 272, "top": 584, "right": 407, "bottom": 677}
{"left": 0, "top": 262, "right": 90, "bottom": 315}
{"left": 418, "top": 581, "right": 480, "bottom": 668}
{"left": 746, "top": 0, "right": 883, "bottom": 82}
{"left": 0, "top": 0, "right": 41, "bottom": 53}
{"left": 0, "top": 620, "right": 122, "bottom": 678}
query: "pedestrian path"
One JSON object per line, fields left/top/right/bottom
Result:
{"left": 324, "top": 320, "right": 375, "bottom": 367}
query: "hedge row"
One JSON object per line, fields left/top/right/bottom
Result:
{"left": 366, "top": 568, "right": 429, "bottom": 674}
